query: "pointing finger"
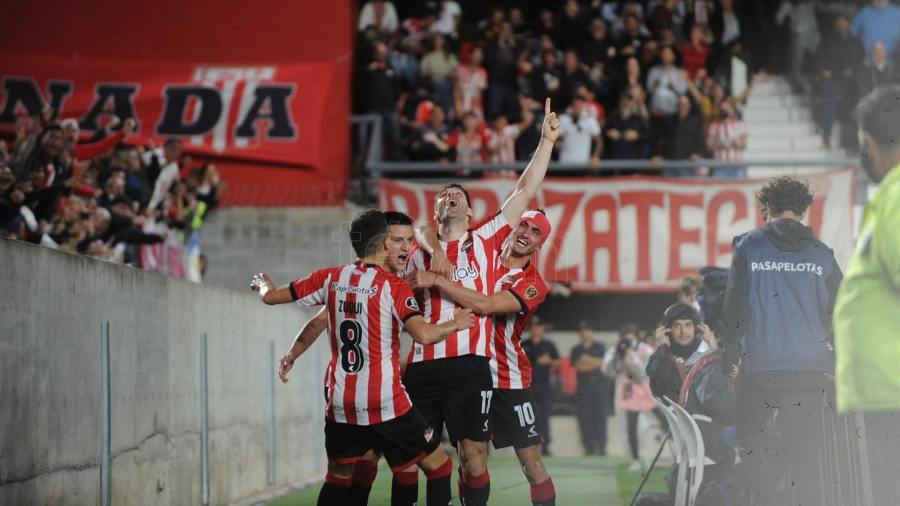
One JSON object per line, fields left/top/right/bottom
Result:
{"left": 545, "top": 98, "right": 551, "bottom": 116}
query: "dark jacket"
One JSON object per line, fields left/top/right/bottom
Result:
{"left": 721, "top": 218, "right": 842, "bottom": 374}
{"left": 647, "top": 338, "right": 704, "bottom": 403}
{"left": 682, "top": 349, "right": 734, "bottom": 425}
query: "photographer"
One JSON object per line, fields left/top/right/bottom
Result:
{"left": 646, "top": 302, "right": 715, "bottom": 404}
{"left": 603, "top": 323, "right": 662, "bottom": 472}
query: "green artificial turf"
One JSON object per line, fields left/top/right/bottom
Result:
{"left": 615, "top": 461, "right": 670, "bottom": 505}
{"left": 267, "top": 455, "right": 628, "bottom": 505}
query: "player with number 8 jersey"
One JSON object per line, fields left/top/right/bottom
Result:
{"left": 251, "top": 209, "right": 474, "bottom": 506}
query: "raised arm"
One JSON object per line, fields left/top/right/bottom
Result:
{"left": 251, "top": 272, "right": 297, "bottom": 305}
{"left": 403, "top": 309, "right": 475, "bottom": 345}
{"left": 500, "top": 98, "right": 560, "bottom": 226}
{"left": 279, "top": 307, "right": 328, "bottom": 383}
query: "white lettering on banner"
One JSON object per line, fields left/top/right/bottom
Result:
{"left": 378, "top": 170, "right": 855, "bottom": 291}
{"left": 750, "top": 261, "right": 824, "bottom": 275}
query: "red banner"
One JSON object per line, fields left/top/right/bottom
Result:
{"left": 379, "top": 170, "right": 855, "bottom": 292}
{"left": 0, "top": 54, "right": 336, "bottom": 167}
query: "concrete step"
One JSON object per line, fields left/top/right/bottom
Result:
{"left": 743, "top": 108, "right": 812, "bottom": 123}
{"left": 749, "top": 79, "right": 792, "bottom": 96}
{"left": 746, "top": 122, "right": 817, "bottom": 136}
{"left": 745, "top": 94, "right": 806, "bottom": 109}
{"left": 748, "top": 134, "right": 826, "bottom": 150}
{"left": 743, "top": 148, "right": 837, "bottom": 161}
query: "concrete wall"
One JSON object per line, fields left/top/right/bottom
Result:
{"left": 0, "top": 237, "right": 330, "bottom": 506}
{"left": 199, "top": 206, "right": 365, "bottom": 293}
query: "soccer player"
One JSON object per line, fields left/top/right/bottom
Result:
{"left": 402, "top": 99, "right": 560, "bottom": 506}
{"left": 251, "top": 209, "right": 474, "bottom": 506}
{"left": 277, "top": 211, "right": 422, "bottom": 506}
{"left": 406, "top": 209, "right": 557, "bottom": 506}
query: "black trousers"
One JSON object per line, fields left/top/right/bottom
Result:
{"left": 576, "top": 387, "right": 610, "bottom": 454}
{"left": 531, "top": 382, "right": 554, "bottom": 445}
{"left": 735, "top": 372, "right": 827, "bottom": 506}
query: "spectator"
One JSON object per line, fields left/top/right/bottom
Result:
{"left": 615, "top": 12, "right": 651, "bottom": 62}
{"left": 579, "top": 18, "right": 616, "bottom": 71}
{"left": 646, "top": 302, "right": 714, "bottom": 404}
{"left": 714, "top": 0, "right": 741, "bottom": 48}
{"left": 557, "top": 50, "right": 592, "bottom": 111}
{"left": 487, "top": 97, "right": 534, "bottom": 164}
{"left": 566, "top": 84, "right": 605, "bottom": 125}
{"left": 681, "top": 25, "right": 711, "bottom": 80}
{"left": 526, "top": 49, "right": 563, "bottom": 106}
{"left": 571, "top": 321, "right": 611, "bottom": 456}
{"left": 556, "top": 0, "right": 590, "bottom": 51}
{"left": 602, "top": 323, "right": 661, "bottom": 471}
{"left": 611, "top": 2, "right": 648, "bottom": 40}
{"left": 775, "top": 0, "right": 820, "bottom": 93}
{"left": 480, "top": 7, "right": 505, "bottom": 42}
{"left": 852, "top": 0, "right": 900, "bottom": 54}
{"left": 398, "top": 7, "right": 438, "bottom": 56}
{"left": 650, "top": 0, "right": 684, "bottom": 42}
{"left": 447, "top": 112, "right": 490, "bottom": 164}
{"left": 509, "top": 7, "right": 530, "bottom": 39}
{"left": 721, "top": 176, "right": 842, "bottom": 506}
{"left": 408, "top": 105, "right": 453, "bottom": 162}
{"left": 646, "top": 46, "right": 688, "bottom": 159}
{"left": 521, "top": 316, "right": 561, "bottom": 456}
{"left": 706, "top": 101, "right": 747, "bottom": 178}
{"left": 816, "top": 14, "right": 865, "bottom": 148}
{"left": 454, "top": 46, "right": 489, "bottom": 119}
{"left": 431, "top": 0, "right": 462, "bottom": 40}
{"left": 364, "top": 41, "right": 402, "bottom": 161}
{"left": 665, "top": 95, "right": 706, "bottom": 165}
{"left": 420, "top": 34, "right": 459, "bottom": 108}
{"left": 677, "top": 273, "right": 703, "bottom": 310}
{"left": 619, "top": 56, "right": 644, "bottom": 91}
{"left": 857, "top": 42, "right": 896, "bottom": 97}
{"left": 484, "top": 22, "right": 521, "bottom": 118}
{"left": 604, "top": 91, "right": 649, "bottom": 160}
{"left": 556, "top": 95, "right": 602, "bottom": 169}
{"left": 357, "top": 0, "right": 399, "bottom": 34}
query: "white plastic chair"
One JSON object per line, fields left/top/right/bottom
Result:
{"left": 655, "top": 398, "right": 688, "bottom": 506}
{"left": 665, "top": 397, "right": 716, "bottom": 506}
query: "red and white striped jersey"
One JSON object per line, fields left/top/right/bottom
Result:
{"left": 290, "top": 263, "right": 423, "bottom": 425}
{"left": 448, "top": 129, "right": 491, "bottom": 164}
{"left": 488, "top": 125, "right": 521, "bottom": 163}
{"left": 708, "top": 118, "right": 747, "bottom": 161}
{"left": 490, "top": 261, "right": 548, "bottom": 389}
{"left": 402, "top": 213, "right": 512, "bottom": 363}
{"left": 454, "top": 64, "right": 488, "bottom": 117}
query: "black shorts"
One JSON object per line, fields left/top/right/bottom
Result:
{"left": 403, "top": 355, "right": 493, "bottom": 444}
{"left": 491, "top": 388, "right": 546, "bottom": 450}
{"left": 324, "top": 408, "right": 440, "bottom": 471}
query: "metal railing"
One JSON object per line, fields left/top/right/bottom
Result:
{"left": 348, "top": 115, "right": 865, "bottom": 203}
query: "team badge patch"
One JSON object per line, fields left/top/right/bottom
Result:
{"left": 405, "top": 297, "right": 419, "bottom": 310}
{"left": 524, "top": 285, "right": 539, "bottom": 300}
{"left": 424, "top": 427, "right": 434, "bottom": 443}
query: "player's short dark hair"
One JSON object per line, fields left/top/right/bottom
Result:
{"left": 756, "top": 176, "right": 814, "bottom": 217}
{"left": 857, "top": 84, "right": 900, "bottom": 151}
{"left": 436, "top": 183, "right": 471, "bottom": 207}
{"left": 663, "top": 302, "right": 700, "bottom": 328}
{"left": 383, "top": 210, "right": 413, "bottom": 227}
{"left": 350, "top": 209, "right": 388, "bottom": 258}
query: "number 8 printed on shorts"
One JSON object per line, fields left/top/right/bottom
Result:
{"left": 339, "top": 319, "right": 365, "bottom": 373}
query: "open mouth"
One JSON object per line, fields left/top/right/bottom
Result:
{"left": 397, "top": 255, "right": 408, "bottom": 263}
{"left": 516, "top": 237, "right": 529, "bottom": 247}
{"left": 448, "top": 199, "right": 458, "bottom": 208}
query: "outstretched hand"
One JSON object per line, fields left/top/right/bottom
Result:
{"left": 278, "top": 353, "right": 296, "bottom": 383}
{"left": 251, "top": 272, "right": 275, "bottom": 298}
{"left": 541, "top": 98, "right": 561, "bottom": 143}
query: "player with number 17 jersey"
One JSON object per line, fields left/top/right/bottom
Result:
{"left": 402, "top": 211, "right": 511, "bottom": 363}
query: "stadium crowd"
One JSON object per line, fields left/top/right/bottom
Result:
{"left": 0, "top": 111, "right": 223, "bottom": 279}
{"left": 355, "top": 0, "right": 761, "bottom": 175}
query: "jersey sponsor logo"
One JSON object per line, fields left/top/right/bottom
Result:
{"left": 405, "top": 297, "right": 419, "bottom": 310}
{"left": 330, "top": 282, "right": 379, "bottom": 295}
{"left": 424, "top": 427, "right": 434, "bottom": 443}
{"left": 750, "top": 261, "right": 824, "bottom": 275}
{"left": 449, "top": 264, "right": 479, "bottom": 282}
{"left": 462, "top": 236, "right": 474, "bottom": 252}
{"left": 501, "top": 274, "right": 516, "bottom": 286}
{"left": 524, "top": 285, "right": 539, "bottom": 300}
{"left": 528, "top": 425, "right": 538, "bottom": 437}
{"left": 483, "top": 420, "right": 489, "bottom": 432}
{"left": 332, "top": 404, "right": 388, "bottom": 413}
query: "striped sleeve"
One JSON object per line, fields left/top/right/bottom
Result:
{"left": 290, "top": 267, "right": 333, "bottom": 306}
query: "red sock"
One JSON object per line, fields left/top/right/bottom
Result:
{"left": 530, "top": 477, "right": 556, "bottom": 506}
{"left": 351, "top": 460, "right": 378, "bottom": 487}
{"left": 325, "top": 474, "right": 353, "bottom": 486}
{"left": 462, "top": 469, "right": 490, "bottom": 488}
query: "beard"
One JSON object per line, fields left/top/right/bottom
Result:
{"left": 860, "top": 135, "right": 885, "bottom": 183}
